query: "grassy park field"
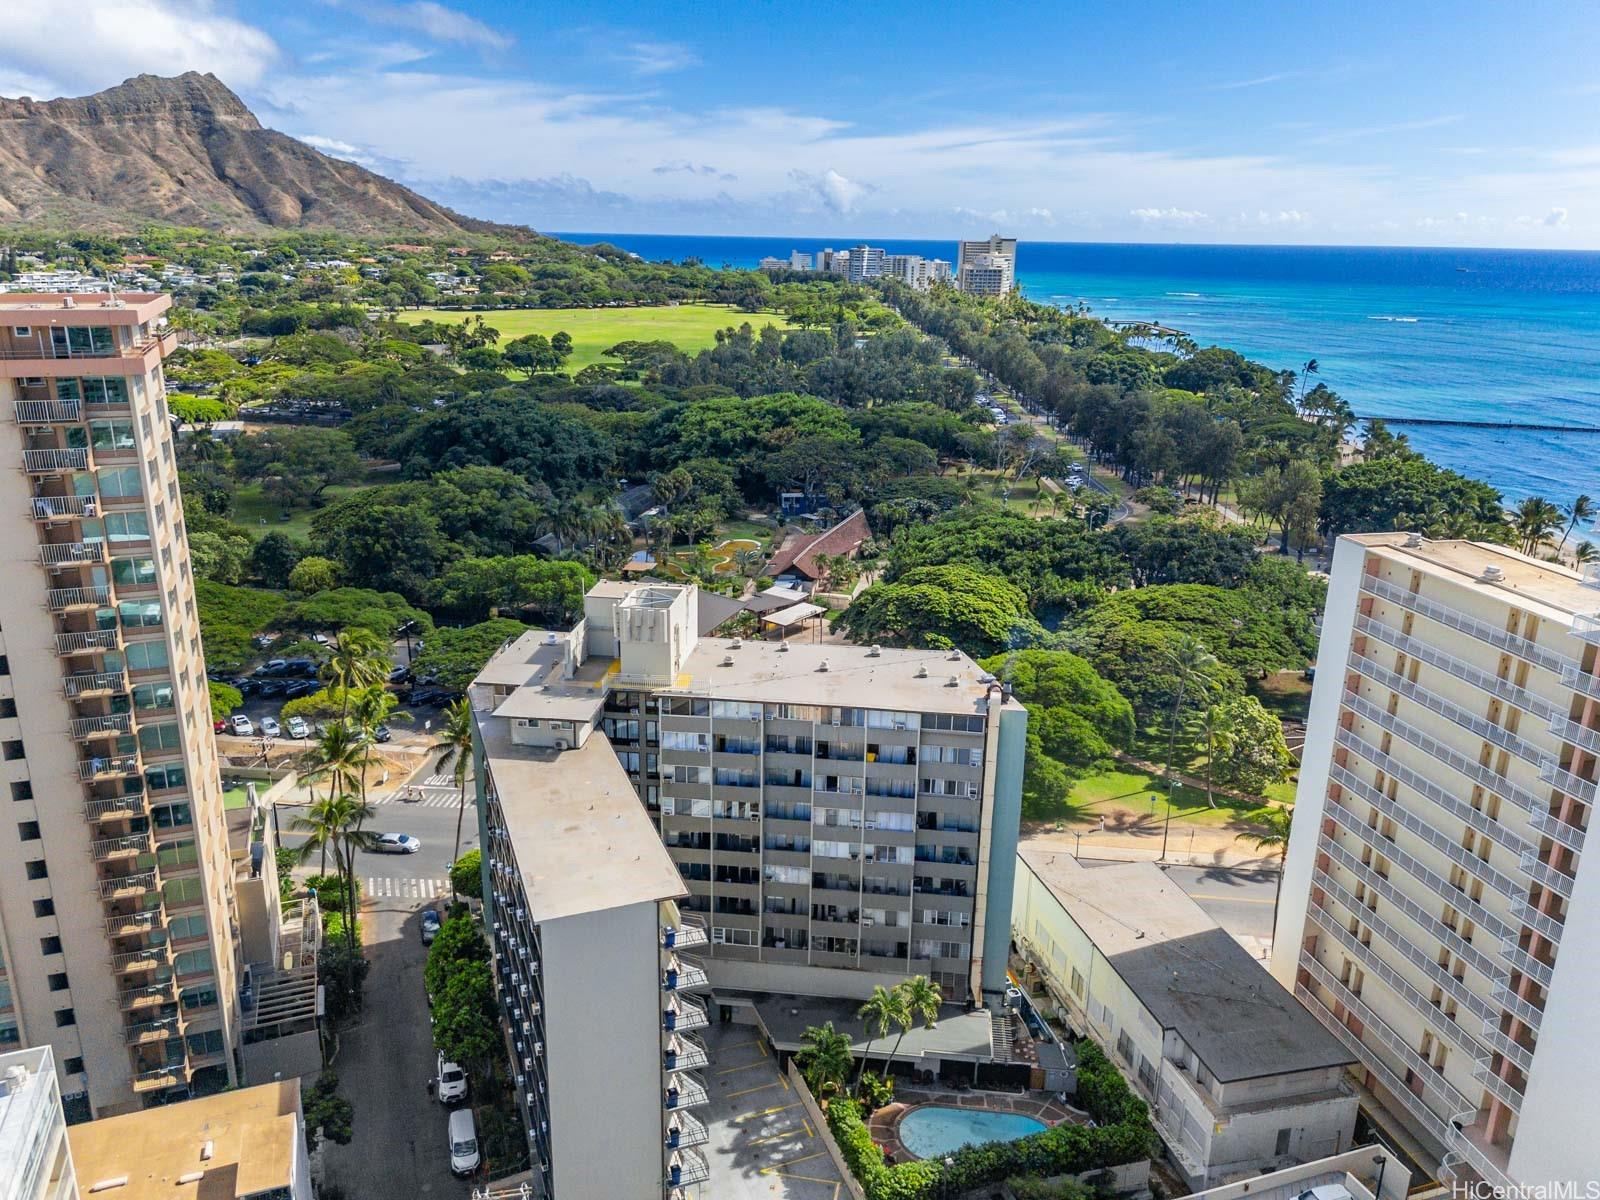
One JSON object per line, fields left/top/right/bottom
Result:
{"left": 401, "top": 303, "right": 795, "bottom": 373}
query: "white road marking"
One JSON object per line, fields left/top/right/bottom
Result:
{"left": 424, "top": 774, "right": 456, "bottom": 787}
{"left": 363, "top": 876, "right": 450, "bottom": 900}
{"left": 371, "top": 789, "right": 465, "bottom": 809}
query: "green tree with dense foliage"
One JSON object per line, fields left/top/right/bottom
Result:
{"left": 287, "top": 555, "right": 340, "bottom": 594}
{"left": 449, "top": 849, "right": 483, "bottom": 900}
{"left": 429, "top": 556, "right": 594, "bottom": 624}
{"left": 408, "top": 619, "right": 530, "bottom": 691}
{"left": 434, "top": 699, "right": 477, "bottom": 899}
{"left": 1319, "top": 456, "right": 1509, "bottom": 541}
{"left": 795, "top": 1022, "right": 853, "bottom": 1099}
{"left": 1206, "top": 695, "right": 1295, "bottom": 795}
{"left": 839, "top": 565, "right": 1041, "bottom": 656}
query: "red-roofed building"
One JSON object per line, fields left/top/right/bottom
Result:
{"left": 765, "top": 509, "right": 871, "bottom": 583}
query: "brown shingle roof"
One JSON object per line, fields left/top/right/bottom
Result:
{"left": 766, "top": 510, "right": 870, "bottom": 580}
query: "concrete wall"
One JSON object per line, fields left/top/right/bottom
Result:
{"left": 1184, "top": 1145, "right": 1408, "bottom": 1200}
{"left": 541, "top": 901, "right": 663, "bottom": 1200}
{"left": 976, "top": 701, "right": 1026, "bottom": 1010}
{"left": 786, "top": 1059, "right": 866, "bottom": 1200}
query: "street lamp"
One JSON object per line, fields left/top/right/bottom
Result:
{"left": 1157, "top": 779, "right": 1178, "bottom": 863}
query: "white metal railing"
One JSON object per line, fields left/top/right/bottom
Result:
{"left": 64, "top": 670, "right": 124, "bottom": 698}
{"left": 111, "top": 944, "right": 169, "bottom": 972}
{"left": 21, "top": 448, "right": 89, "bottom": 473}
{"left": 665, "top": 1147, "right": 710, "bottom": 1188}
{"left": 29, "top": 495, "right": 97, "bottom": 520}
{"left": 661, "top": 957, "right": 709, "bottom": 992}
{"left": 77, "top": 755, "right": 140, "bottom": 781}
{"left": 1572, "top": 613, "right": 1600, "bottom": 643}
{"left": 1518, "top": 851, "right": 1576, "bottom": 899}
{"left": 103, "top": 908, "right": 160, "bottom": 937}
{"left": 1559, "top": 663, "right": 1600, "bottom": 703}
{"left": 1548, "top": 714, "right": 1600, "bottom": 757}
{"left": 13, "top": 399, "right": 80, "bottom": 423}
{"left": 1354, "top": 614, "right": 1554, "bottom": 717}
{"left": 1471, "top": 1058, "right": 1525, "bottom": 1113}
{"left": 131, "top": 1066, "right": 181, "bottom": 1091}
{"left": 118, "top": 981, "right": 174, "bottom": 1009}
{"left": 55, "top": 628, "right": 119, "bottom": 654}
{"left": 99, "top": 870, "right": 157, "bottom": 899}
{"left": 1489, "top": 980, "right": 1547, "bottom": 1030}
{"left": 1343, "top": 692, "right": 1542, "bottom": 810}
{"left": 91, "top": 832, "right": 149, "bottom": 859}
{"left": 664, "top": 1072, "right": 709, "bottom": 1110}
{"left": 1445, "top": 1125, "right": 1517, "bottom": 1191}
{"left": 1361, "top": 575, "right": 1571, "bottom": 672}
{"left": 665, "top": 1110, "right": 708, "bottom": 1149}
{"left": 47, "top": 584, "right": 111, "bottom": 610}
{"left": 39, "top": 541, "right": 104, "bottom": 566}
{"left": 71, "top": 713, "right": 132, "bottom": 738}
{"left": 661, "top": 914, "right": 709, "bottom": 949}
{"left": 1348, "top": 654, "right": 1545, "bottom": 764}
{"left": 1498, "top": 938, "right": 1554, "bottom": 990}
{"left": 124, "top": 1014, "right": 182, "bottom": 1044}
{"left": 1478, "top": 1020, "right": 1535, "bottom": 1075}
{"left": 1527, "top": 805, "right": 1587, "bottom": 853}
{"left": 662, "top": 995, "right": 708, "bottom": 1032}
{"left": 663, "top": 1034, "right": 711, "bottom": 1072}
{"left": 1537, "top": 758, "right": 1599, "bottom": 803}
{"left": 84, "top": 794, "right": 145, "bottom": 822}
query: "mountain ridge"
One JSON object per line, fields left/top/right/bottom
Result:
{"left": 0, "top": 72, "right": 522, "bottom": 238}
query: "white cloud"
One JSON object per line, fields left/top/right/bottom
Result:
{"left": 341, "top": 1, "right": 512, "bottom": 50}
{"left": 1208, "top": 71, "right": 1298, "bottom": 91}
{"left": 298, "top": 134, "right": 380, "bottom": 167}
{"left": 613, "top": 41, "right": 699, "bottom": 75}
{"left": 1131, "top": 206, "right": 1210, "bottom": 224}
{"left": 790, "top": 169, "right": 872, "bottom": 214}
{"left": 0, "top": 0, "right": 278, "bottom": 96}
{"left": 1545, "top": 206, "right": 1569, "bottom": 227}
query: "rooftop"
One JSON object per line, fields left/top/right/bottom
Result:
{"left": 1347, "top": 533, "right": 1600, "bottom": 624}
{"left": 1018, "top": 847, "right": 1352, "bottom": 1083}
{"left": 0, "top": 1047, "right": 58, "bottom": 1184}
{"left": 474, "top": 701, "right": 684, "bottom": 923}
{"left": 767, "top": 509, "right": 871, "bottom": 580}
{"left": 0, "top": 292, "right": 170, "bottom": 321}
{"left": 745, "top": 992, "right": 996, "bottom": 1061}
{"left": 66, "top": 1080, "right": 299, "bottom": 1200}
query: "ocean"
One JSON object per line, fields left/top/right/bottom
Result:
{"left": 552, "top": 232, "right": 1600, "bottom": 506}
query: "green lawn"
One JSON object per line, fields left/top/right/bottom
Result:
{"left": 1068, "top": 763, "right": 1269, "bottom": 828}
{"left": 399, "top": 303, "right": 796, "bottom": 374}
{"left": 232, "top": 483, "right": 360, "bottom": 538}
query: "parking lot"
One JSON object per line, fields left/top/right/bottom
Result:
{"left": 702, "top": 1022, "right": 845, "bottom": 1200}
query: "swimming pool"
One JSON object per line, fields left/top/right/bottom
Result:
{"left": 895, "top": 1105, "right": 1047, "bottom": 1159}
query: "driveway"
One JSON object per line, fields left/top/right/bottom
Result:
{"left": 701, "top": 1023, "right": 845, "bottom": 1200}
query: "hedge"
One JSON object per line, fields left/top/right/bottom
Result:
{"left": 824, "top": 1041, "right": 1155, "bottom": 1200}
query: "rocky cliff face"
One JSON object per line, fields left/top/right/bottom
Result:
{"left": 0, "top": 72, "right": 512, "bottom": 236}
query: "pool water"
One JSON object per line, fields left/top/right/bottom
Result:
{"left": 896, "top": 1105, "right": 1047, "bottom": 1159}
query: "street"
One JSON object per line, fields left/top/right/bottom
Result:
{"left": 277, "top": 751, "right": 479, "bottom": 1200}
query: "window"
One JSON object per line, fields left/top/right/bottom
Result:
{"left": 1070, "top": 967, "right": 1085, "bottom": 997}
{"left": 157, "top": 839, "right": 198, "bottom": 869}
{"left": 0, "top": 656, "right": 8, "bottom": 675}
{"left": 39, "top": 936, "right": 61, "bottom": 956}
{"left": 180, "top": 983, "right": 219, "bottom": 1010}
{"left": 145, "top": 763, "right": 187, "bottom": 791}
{"left": 119, "top": 600, "right": 162, "bottom": 628}
{"left": 111, "top": 557, "right": 157, "bottom": 588}
{"left": 125, "top": 640, "right": 169, "bottom": 672}
{"left": 2, "top": 740, "right": 24, "bottom": 761}
{"left": 163, "top": 876, "right": 203, "bottom": 907}
{"left": 17, "top": 821, "right": 40, "bottom": 841}
{"left": 168, "top": 914, "right": 208, "bottom": 941}
{"left": 53, "top": 1008, "right": 75, "bottom": 1027}
{"left": 133, "top": 682, "right": 175, "bottom": 711}
{"left": 32, "top": 899, "right": 54, "bottom": 918}
{"left": 661, "top": 731, "right": 709, "bottom": 752}
{"left": 139, "top": 722, "right": 183, "bottom": 753}
{"left": 0, "top": 699, "right": 15, "bottom": 717}
{"left": 152, "top": 802, "right": 193, "bottom": 829}
{"left": 96, "top": 466, "right": 142, "bottom": 497}
{"left": 186, "top": 1029, "right": 225, "bottom": 1057}
{"left": 1116, "top": 1030, "right": 1135, "bottom": 1064}
{"left": 46, "top": 973, "right": 68, "bottom": 992}
{"left": 1274, "top": 1128, "right": 1292, "bottom": 1157}
{"left": 24, "top": 860, "right": 47, "bottom": 881}
{"left": 174, "top": 948, "right": 213, "bottom": 976}
{"left": 0, "top": 1023, "right": 17, "bottom": 1047}
{"left": 9, "top": 782, "right": 30, "bottom": 802}
{"left": 63, "top": 1057, "right": 83, "bottom": 1075}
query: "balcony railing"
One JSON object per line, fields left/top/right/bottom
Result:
{"left": 118, "top": 980, "right": 175, "bottom": 1010}
{"left": 1471, "top": 1058, "right": 1525, "bottom": 1113}
{"left": 111, "top": 944, "right": 171, "bottom": 973}
{"left": 55, "top": 628, "right": 119, "bottom": 655}
{"left": 660, "top": 915, "right": 709, "bottom": 950}
{"left": 1478, "top": 1020, "right": 1535, "bottom": 1076}
{"left": 1354, "top": 614, "right": 1555, "bottom": 718}
{"left": 665, "top": 1147, "right": 711, "bottom": 1188}
{"left": 84, "top": 793, "right": 145, "bottom": 822}
{"left": 664, "top": 1111, "right": 709, "bottom": 1149}
{"left": 91, "top": 832, "right": 150, "bottom": 861}
{"left": 21, "top": 448, "right": 89, "bottom": 473}
{"left": 125, "top": 1014, "right": 183, "bottom": 1045}
{"left": 131, "top": 1066, "right": 183, "bottom": 1092}
{"left": 1343, "top": 693, "right": 1541, "bottom": 811}
{"left": 30, "top": 495, "right": 97, "bottom": 521}
{"left": 104, "top": 908, "right": 161, "bottom": 938}
{"left": 1498, "top": 938, "right": 1555, "bottom": 990}
{"left": 78, "top": 755, "right": 141, "bottom": 782}
{"left": 1526, "top": 806, "right": 1587, "bottom": 854}
{"left": 39, "top": 541, "right": 105, "bottom": 566}
{"left": 1537, "top": 758, "right": 1598, "bottom": 804}
{"left": 1548, "top": 715, "right": 1600, "bottom": 758}
{"left": 663, "top": 1072, "right": 710, "bottom": 1111}
{"left": 1518, "top": 851, "right": 1576, "bottom": 899}
{"left": 663, "top": 1034, "right": 711, "bottom": 1073}
{"left": 13, "top": 399, "right": 82, "bottom": 423}
{"left": 660, "top": 959, "right": 710, "bottom": 992}
{"left": 662, "top": 996, "right": 708, "bottom": 1032}
{"left": 71, "top": 713, "right": 132, "bottom": 739}
{"left": 1348, "top": 654, "right": 1546, "bottom": 765}
{"left": 1360, "top": 575, "right": 1571, "bottom": 673}
{"left": 1572, "top": 613, "right": 1600, "bottom": 644}
{"left": 99, "top": 870, "right": 158, "bottom": 900}
{"left": 48, "top": 585, "right": 111, "bottom": 611}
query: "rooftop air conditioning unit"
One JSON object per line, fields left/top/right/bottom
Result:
{"left": 722, "top": 655, "right": 734, "bottom": 667}
{"left": 947, "top": 649, "right": 961, "bottom": 661}
{"left": 868, "top": 644, "right": 881, "bottom": 657}
{"left": 916, "top": 665, "right": 928, "bottom": 678}
{"left": 777, "top": 642, "right": 790, "bottom": 653}
{"left": 1403, "top": 532, "right": 1424, "bottom": 548}
{"left": 947, "top": 676, "right": 960, "bottom": 687}
{"left": 818, "top": 659, "right": 830, "bottom": 672}
{"left": 731, "top": 638, "right": 742, "bottom": 649}
{"left": 1481, "top": 565, "right": 1506, "bottom": 583}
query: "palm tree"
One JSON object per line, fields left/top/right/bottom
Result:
{"left": 291, "top": 794, "right": 350, "bottom": 879}
{"left": 434, "top": 698, "right": 476, "bottom": 900}
{"left": 1238, "top": 805, "right": 1295, "bottom": 930}
{"left": 1163, "top": 636, "right": 1218, "bottom": 789}
{"left": 1561, "top": 495, "right": 1595, "bottom": 556}
{"left": 319, "top": 628, "right": 390, "bottom": 720}
{"left": 795, "top": 1022, "right": 852, "bottom": 1098}
{"left": 853, "top": 985, "right": 906, "bottom": 1090}
{"left": 1575, "top": 541, "right": 1598, "bottom": 566}
{"left": 1513, "top": 496, "right": 1563, "bottom": 556}
{"left": 1296, "top": 359, "right": 1319, "bottom": 410}
{"left": 881, "top": 976, "right": 942, "bottom": 1080}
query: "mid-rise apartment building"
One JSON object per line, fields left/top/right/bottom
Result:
{"left": 845, "top": 245, "right": 887, "bottom": 284}
{"left": 956, "top": 234, "right": 1017, "bottom": 295}
{"left": 882, "top": 255, "right": 953, "bottom": 291}
{"left": 0, "top": 1048, "right": 77, "bottom": 1200}
{"left": 1274, "top": 533, "right": 1600, "bottom": 1189}
{"left": 0, "top": 294, "right": 240, "bottom": 1115}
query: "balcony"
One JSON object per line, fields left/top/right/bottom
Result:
{"left": 1343, "top": 693, "right": 1540, "bottom": 812}
{"left": 21, "top": 448, "right": 89, "bottom": 473}
{"left": 104, "top": 907, "right": 162, "bottom": 938}
{"left": 1518, "top": 851, "right": 1576, "bottom": 899}
{"left": 130, "top": 1065, "right": 184, "bottom": 1093}
{"left": 664, "top": 1147, "right": 711, "bottom": 1188}
{"left": 13, "top": 399, "right": 82, "bottom": 423}
{"left": 1471, "top": 1058, "right": 1525, "bottom": 1113}
{"left": 91, "top": 831, "right": 150, "bottom": 861}
{"left": 1572, "top": 612, "right": 1600, "bottom": 644}
{"left": 111, "top": 943, "right": 171, "bottom": 973}
{"left": 660, "top": 915, "right": 708, "bottom": 950}
{"left": 661, "top": 956, "right": 709, "bottom": 992}
{"left": 72, "top": 713, "right": 133, "bottom": 740}
{"left": 78, "top": 755, "right": 141, "bottom": 782}
{"left": 663, "top": 1072, "right": 710, "bottom": 1111}
{"left": 30, "top": 495, "right": 98, "bottom": 522}
{"left": 662, "top": 996, "right": 708, "bottom": 1032}
{"left": 64, "top": 671, "right": 126, "bottom": 700}
{"left": 0, "top": 332, "right": 171, "bottom": 361}
{"left": 663, "top": 1034, "right": 711, "bottom": 1072}
{"left": 39, "top": 541, "right": 105, "bottom": 566}
{"left": 664, "top": 1111, "right": 709, "bottom": 1149}
{"left": 84, "top": 793, "right": 146, "bottom": 823}
{"left": 1354, "top": 614, "right": 1553, "bottom": 718}
{"left": 1537, "top": 758, "right": 1598, "bottom": 804}
{"left": 99, "top": 870, "right": 158, "bottom": 901}
{"left": 1548, "top": 715, "right": 1600, "bottom": 757}
{"left": 1528, "top": 805, "right": 1587, "bottom": 853}
{"left": 1559, "top": 663, "right": 1600, "bottom": 704}
{"left": 118, "top": 980, "right": 176, "bottom": 1010}
{"left": 55, "top": 628, "right": 120, "bottom": 655}
{"left": 125, "top": 1014, "right": 183, "bottom": 1045}
{"left": 1498, "top": 938, "right": 1555, "bottom": 990}
{"left": 1348, "top": 655, "right": 1544, "bottom": 764}
{"left": 1360, "top": 575, "right": 1570, "bottom": 673}
{"left": 48, "top": 585, "right": 112, "bottom": 611}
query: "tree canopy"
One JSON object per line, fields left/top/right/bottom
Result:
{"left": 838, "top": 565, "right": 1041, "bottom": 657}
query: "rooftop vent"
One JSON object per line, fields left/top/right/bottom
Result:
{"left": 947, "top": 649, "right": 962, "bottom": 661}
{"left": 947, "top": 675, "right": 960, "bottom": 687}
{"left": 915, "top": 665, "right": 928, "bottom": 679}
{"left": 721, "top": 655, "right": 735, "bottom": 667}
{"left": 867, "top": 644, "right": 881, "bottom": 657}
{"left": 88, "top": 1180, "right": 128, "bottom": 1193}
{"left": 62, "top": 296, "right": 75, "bottom": 309}
{"left": 1402, "top": 532, "right": 1424, "bottom": 548}
{"left": 200, "top": 1141, "right": 214, "bottom": 1162}
{"left": 545, "top": 632, "right": 558, "bottom": 645}
{"left": 176, "top": 1173, "right": 204, "bottom": 1185}
{"left": 777, "top": 641, "right": 790, "bottom": 652}
{"left": 818, "top": 659, "right": 830, "bottom": 672}
{"left": 730, "top": 637, "right": 742, "bottom": 649}
{"left": 1480, "top": 565, "right": 1506, "bottom": 583}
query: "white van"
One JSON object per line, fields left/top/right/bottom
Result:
{"left": 448, "top": 1107, "right": 480, "bottom": 1177}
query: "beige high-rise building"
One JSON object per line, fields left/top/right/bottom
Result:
{"left": 0, "top": 294, "right": 239, "bottom": 1116}
{"left": 956, "top": 234, "right": 1017, "bottom": 295}
{"left": 1274, "top": 533, "right": 1600, "bottom": 1189}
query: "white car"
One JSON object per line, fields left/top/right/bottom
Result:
{"left": 437, "top": 1053, "right": 468, "bottom": 1105}
{"left": 260, "top": 716, "right": 280, "bottom": 738}
{"left": 286, "top": 716, "right": 310, "bottom": 739}
{"left": 373, "top": 833, "right": 421, "bottom": 854}
{"left": 229, "top": 714, "right": 254, "bottom": 737}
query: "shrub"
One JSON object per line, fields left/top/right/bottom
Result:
{"left": 450, "top": 849, "right": 483, "bottom": 899}
{"left": 858, "top": 1072, "right": 895, "bottom": 1112}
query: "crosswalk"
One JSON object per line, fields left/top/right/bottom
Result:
{"left": 423, "top": 774, "right": 456, "bottom": 787}
{"left": 363, "top": 876, "right": 451, "bottom": 901}
{"left": 373, "top": 788, "right": 462, "bottom": 810}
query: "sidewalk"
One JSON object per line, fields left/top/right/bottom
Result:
{"left": 1022, "top": 824, "right": 1283, "bottom": 871}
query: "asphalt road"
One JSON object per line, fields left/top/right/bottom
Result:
{"left": 1078, "top": 858, "right": 1279, "bottom": 942}
{"left": 277, "top": 751, "right": 479, "bottom": 1200}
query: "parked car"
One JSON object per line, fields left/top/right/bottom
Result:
{"left": 286, "top": 716, "right": 311, "bottom": 739}
{"left": 252, "top": 634, "right": 275, "bottom": 649}
{"left": 213, "top": 718, "right": 228, "bottom": 734}
{"left": 436, "top": 1051, "right": 467, "bottom": 1103}
{"left": 284, "top": 658, "right": 318, "bottom": 677}
{"left": 258, "top": 679, "right": 288, "bottom": 698}
{"left": 373, "top": 724, "right": 392, "bottom": 743}
{"left": 372, "top": 833, "right": 421, "bottom": 854}
{"left": 258, "top": 659, "right": 289, "bottom": 676}
{"left": 420, "top": 908, "right": 442, "bottom": 945}
{"left": 284, "top": 680, "right": 319, "bottom": 698}
{"left": 407, "top": 688, "right": 444, "bottom": 707}
{"left": 260, "top": 717, "right": 281, "bottom": 738}
{"left": 388, "top": 666, "right": 411, "bottom": 684}
{"left": 230, "top": 714, "right": 254, "bottom": 737}
{"left": 447, "top": 1108, "right": 480, "bottom": 1177}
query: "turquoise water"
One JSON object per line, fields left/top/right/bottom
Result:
{"left": 895, "top": 1105, "right": 1047, "bottom": 1159}
{"left": 553, "top": 232, "right": 1600, "bottom": 505}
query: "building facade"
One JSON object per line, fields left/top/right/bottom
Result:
{"left": 1274, "top": 533, "right": 1600, "bottom": 1189}
{"left": 882, "top": 255, "right": 953, "bottom": 291}
{"left": 1015, "top": 850, "right": 1356, "bottom": 1187}
{"left": 845, "top": 245, "right": 886, "bottom": 284}
{"left": 0, "top": 294, "right": 239, "bottom": 1115}
{"left": 956, "top": 235, "right": 1017, "bottom": 294}
{"left": 0, "top": 1047, "right": 78, "bottom": 1200}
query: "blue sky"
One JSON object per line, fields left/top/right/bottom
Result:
{"left": 6, "top": 0, "right": 1600, "bottom": 246}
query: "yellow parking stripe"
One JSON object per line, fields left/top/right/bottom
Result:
{"left": 726, "top": 1079, "right": 787, "bottom": 1099}
{"left": 732, "top": 1102, "right": 799, "bottom": 1123}
{"left": 714, "top": 1059, "right": 771, "bottom": 1075}
{"left": 759, "top": 1150, "right": 828, "bottom": 1175}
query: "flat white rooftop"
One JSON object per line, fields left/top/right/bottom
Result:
{"left": 1345, "top": 533, "right": 1600, "bottom": 624}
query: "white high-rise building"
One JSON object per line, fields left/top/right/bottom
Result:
{"left": 789, "top": 251, "right": 814, "bottom": 271}
{"left": 0, "top": 1048, "right": 77, "bottom": 1200}
{"left": 956, "top": 235, "right": 1017, "bottom": 294}
{"left": 845, "top": 245, "right": 886, "bottom": 283}
{"left": 1274, "top": 532, "right": 1600, "bottom": 1189}
{"left": 882, "top": 255, "right": 953, "bottom": 291}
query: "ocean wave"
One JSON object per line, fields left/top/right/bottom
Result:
{"left": 1166, "top": 291, "right": 1204, "bottom": 298}
{"left": 1366, "top": 315, "right": 1421, "bottom": 323}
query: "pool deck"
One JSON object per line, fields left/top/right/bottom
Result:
{"left": 868, "top": 1089, "right": 1084, "bottom": 1162}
